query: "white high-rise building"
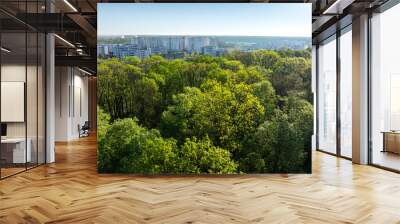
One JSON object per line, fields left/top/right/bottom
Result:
{"left": 169, "top": 37, "right": 185, "bottom": 51}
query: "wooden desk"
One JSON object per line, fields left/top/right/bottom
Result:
{"left": 382, "top": 131, "right": 400, "bottom": 154}
{"left": 1, "top": 138, "right": 31, "bottom": 164}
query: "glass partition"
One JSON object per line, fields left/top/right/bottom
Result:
{"left": 317, "top": 36, "right": 337, "bottom": 154}
{"left": 0, "top": 1, "right": 46, "bottom": 179}
{"left": 27, "top": 31, "right": 38, "bottom": 169}
{"left": 1, "top": 31, "right": 28, "bottom": 177}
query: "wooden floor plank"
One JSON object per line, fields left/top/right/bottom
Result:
{"left": 0, "top": 136, "right": 400, "bottom": 223}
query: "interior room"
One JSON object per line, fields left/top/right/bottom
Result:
{"left": 370, "top": 2, "right": 400, "bottom": 171}
{"left": 0, "top": 0, "right": 399, "bottom": 223}
{"left": 312, "top": 0, "right": 400, "bottom": 175}
{"left": 0, "top": 0, "right": 97, "bottom": 179}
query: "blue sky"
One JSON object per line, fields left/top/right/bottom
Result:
{"left": 98, "top": 3, "right": 311, "bottom": 37}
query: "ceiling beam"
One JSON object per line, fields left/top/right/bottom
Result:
{"left": 323, "top": 0, "right": 356, "bottom": 14}
{"left": 55, "top": 55, "right": 97, "bottom": 73}
{"left": 67, "top": 13, "right": 97, "bottom": 46}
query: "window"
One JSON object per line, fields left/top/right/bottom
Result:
{"left": 318, "top": 36, "right": 337, "bottom": 154}
{"left": 340, "top": 28, "right": 352, "bottom": 158}
{"left": 370, "top": 3, "right": 400, "bottom": 171}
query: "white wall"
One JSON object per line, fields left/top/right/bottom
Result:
{"left": 55, "top": 67, "right": 89, "bottom": 141}
{"left": 55, "top": 66, "right": 70, "bottom": 141}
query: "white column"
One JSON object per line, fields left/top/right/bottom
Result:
{"left": 352, "top": 14, "right": 369, "bottom": 164}
{"left": 46, "top": 32, "right": 55, "bottom": 163}
{"left": 55, "top": 67, "right": 74, "bottom": 141}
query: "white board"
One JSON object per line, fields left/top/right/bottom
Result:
{"left": 1, "top": 82, "right": 25, "bottom": 122}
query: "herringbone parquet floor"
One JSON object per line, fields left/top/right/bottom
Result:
{"left": 1, "top": 136, "right": 400, "bottom": 224}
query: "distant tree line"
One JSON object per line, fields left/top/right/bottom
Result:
{"left": 97, "top": 48, "right": 313, "bottom": 174}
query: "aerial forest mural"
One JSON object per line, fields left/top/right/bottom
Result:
{"left": 97, "top": 3, "right": 312, "bottom": 174}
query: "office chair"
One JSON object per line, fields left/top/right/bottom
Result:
{"left": 79, "top": 121, "right": 90, "bottom": 138}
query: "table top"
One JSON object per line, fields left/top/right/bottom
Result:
{"left": 381, "top": 131, "right": 400, "bottom": 134}
{"left": 1, "top": 138, "right": 30, "bottom": 143}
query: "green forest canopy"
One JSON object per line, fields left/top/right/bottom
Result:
{"left": 97, "top": 49, "right": 313, "bottom": 174}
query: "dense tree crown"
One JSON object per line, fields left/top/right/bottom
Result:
{"left": 98, "top": 49, "right": 313, "bottom": 174}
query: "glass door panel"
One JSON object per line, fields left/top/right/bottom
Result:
{"left": 1, "top": 31, "right": 27, "bottom": 177}
{"left": 27, "top": 31, "right": 38, "bottom": 169}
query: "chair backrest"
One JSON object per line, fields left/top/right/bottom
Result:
{"left": 82, "top": 121, "right": 90, "bottom": 129}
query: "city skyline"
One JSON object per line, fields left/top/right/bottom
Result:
{"left": 98, "top": 35, "right": 310, "bottom": 60}
{"left": 98, "top": 3, "right": 311, "bottom": 37}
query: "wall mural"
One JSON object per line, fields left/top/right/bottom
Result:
{"left": 97, "top": 3, "right": 313, "bottom": 174}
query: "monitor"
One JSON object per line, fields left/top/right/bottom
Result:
{"left": 1, "top": 123, "right": 7, "bottom": 137}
